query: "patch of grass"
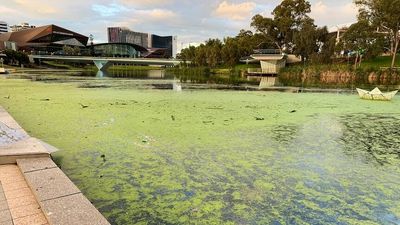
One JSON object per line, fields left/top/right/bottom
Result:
{"left": 361, "top": 55, "right": 400, "bottom": 68}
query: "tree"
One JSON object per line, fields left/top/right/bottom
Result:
{"left": 4, "top": 49, "right": 29, "bottom": 66}
{"left": 222, "top": 37, "right": 240, "bottom": 67}
{"left": 251, "top": 15, "right": 283, "bottom": 51}
{"left": 251, "top": 0, "right": 312, "bottom": 53}
{"left": 355, "top": 0, "right": 400, "bottom": 68}
{"left": 204, "top": 39, "right": 222, "bottom": 67}
{"left": 341, "top": 20, "right": 385, "bottom": 67}
{"left": 293, "top": 18, "right": 318, "bottom": 61}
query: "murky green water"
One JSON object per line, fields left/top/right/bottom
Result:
{"left": 0, "top": 73, "right": 399, "bottom": 225}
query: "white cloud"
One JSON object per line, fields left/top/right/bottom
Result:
{"left": 310, "top": 1, "right": 357, "bottom": 27}
{"left": 92, "top": 3, "right": 129, "bottom": 17}
{"left": 119, "top": 0, "right": 175, "bottom": 8}
{"left": 214, "top": 1, "right": 256, "bottom": 21}
{"left": 311, "top": 1, "right": 327, "bottom": 15}
{"left": 145, "top": 9, "right": 177, "bottom": 20}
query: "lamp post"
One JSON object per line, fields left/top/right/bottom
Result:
{"left": 0, "top": 58, "right": 3, "bottom": 68}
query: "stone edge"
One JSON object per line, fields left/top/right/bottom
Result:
{"left": 17, "top": 158, "right": 111, "bottom": 225}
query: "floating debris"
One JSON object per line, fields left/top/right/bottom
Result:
{"left": 79, "top": 103, "right": 89, "bottom": 108}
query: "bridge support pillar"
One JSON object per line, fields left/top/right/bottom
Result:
{"left": 93, "top": 60, "right": 111, "bottom": 71}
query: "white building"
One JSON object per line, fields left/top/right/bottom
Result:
{"left": 10, "top": 22, "right": 36, "bottom": 32}
{"left": 0, "top": 21, "right": 8, "bottom": 33}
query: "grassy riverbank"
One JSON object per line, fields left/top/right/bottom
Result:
{"left": 0, "top": 75, "right": 399, "bottom": 224}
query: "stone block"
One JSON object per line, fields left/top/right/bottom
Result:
{"left": 41, "top": 193, "right": 110, "bottom": 225}
{"left": 1, "top": 180, "right": 28, "bottom": 192}
{"left": 17, "top": 157, "right": 57, "bottom": 173}
{"left": 13, "top": 212, "right": 48, "bottom": 225}
{"left": 24, "top": 168, "right": 80, "bottom": 201}
{"left": 7, "top": 195, "right": 37, "bottom": 209}
{"left": 10, "top": 203, "right": 42, "bottom": 220}
{"left": 0, "top": 209, "right": 11, "bottom": 222}
{"left": 0, "top": 200, "right": 8, "bottom": 211}
{"left": 4, "top": 187, "right": 32, "bottom": 200}
{"left": 0, "top": 220, "right": 13, "bottom": 225}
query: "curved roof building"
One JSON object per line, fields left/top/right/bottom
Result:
{"left": 0, "top": 24, "right": 88, "bottom": 52}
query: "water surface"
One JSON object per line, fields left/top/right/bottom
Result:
{"left": 0, "top": 73, "right": 399, "bottom": 225}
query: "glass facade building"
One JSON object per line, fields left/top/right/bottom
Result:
{"left": 107, "top": 27, "right": 177, "bottom": 58}
{"left": 108, "top": 27, "right": 150, "bottom": 48}
{"left": 91, "top": 43, "right": 147, "bottom": 58}
{"left": 0, "top": 21, "right": 8, "bottom": 33}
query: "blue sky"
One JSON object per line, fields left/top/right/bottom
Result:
{"left": 0, "top": 0, "right": 357, "bottom": 51}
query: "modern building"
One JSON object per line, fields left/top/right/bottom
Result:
{"left": 0, "top": 24, "right": 88, "bottom": 52}
{"left": 0, "top": 21, "right": 8, "bottom": 33}
{"left": 108, "top": 27, "right": 150, "bottom": 48}
{"left": 107, "top": 27, "right": 177, "bottom": 58}
{"left": 10, "top": 22, "right": 36, "bottom": 32}
{"left": 89, "top": 43, "right": 147, "bottom": 58}
{"left": 150, "top": 34, "right": 177, "bottom": 58}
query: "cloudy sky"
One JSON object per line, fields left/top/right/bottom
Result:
{"left": 0, "top": 0, "right": 358, "bottom": 51}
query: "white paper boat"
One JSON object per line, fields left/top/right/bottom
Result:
{"left": 356, "top": 87, "right": 398, "bottom": 101}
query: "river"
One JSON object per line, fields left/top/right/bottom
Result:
{"left": 0, "top": 70, "right": 399, "bottom": 225}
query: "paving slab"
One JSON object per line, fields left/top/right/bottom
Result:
{"left": 24, "top": 167, "right": 81, "bottom": 201}
{"left": 0, "top": 209, "right": 12, "bottom": 222}
{"left": 42, "top": 193, "right": 110, "bottom": 225}
{"left": 0, "top": 220, "right": 13, "bottom": 225}
{"left": 0, "top": 138, "right": 50, "bottom": 164}
{"left": 0, "top": 200, "right": 8, "bottom": 211}
{"left": 4, "top": 187, "right": 33, "bottom": 200}
{"left": 1, "top": 180, "right": 28, "bottom": 192}
{"left": 7, "top": 194, "right": 37, "bottom": 209}
{"left": 17, "top": 158, "right": 57, "bottom": 173}
{"left": 9, "top": 202, "right": 42, "bottom": 220}
{"left": 13, "top": 212, "right": 48, "bottom": 225}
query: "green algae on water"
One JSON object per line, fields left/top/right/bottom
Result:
{"left": 0, "top": 76, "right": 400, "bottom": 225}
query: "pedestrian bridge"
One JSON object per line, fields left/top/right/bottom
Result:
{"left": 30, "top": 55, "right": 183, "bottom": 71}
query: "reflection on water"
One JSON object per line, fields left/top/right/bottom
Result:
{"left": 94, "top": 69, "right": 168, "bottom": 79}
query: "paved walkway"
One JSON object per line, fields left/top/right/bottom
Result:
{"left": 0, "top": 164, "right": 49, "bottom": 225}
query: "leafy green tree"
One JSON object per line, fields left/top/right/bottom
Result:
{"left": 4, "top": 49, "right": 29, "bottom": 66}
{"left": 293, "top": 18, "right": 319, "bottom": 61}
{"left": 205, "top": 39, "right": 223, "bottom": 67}
{"left": 251, "top": 0, "right": 312, "bottom": 52}
{"left": 178, "top": 45, "right": 196, "bottom": 65}
{"left": 194, "top": 44, "right": 207, "bottom": 66}
{"left": 341, "top": 20, "right": 384, "bottom": 67}
{"left": 222, "top": 37, "right": 240, "bottom": 67}
{"left": 251, "top": 15, "right": 283, "bottom": 51}
{"left": 355, "top": 0, "right": 400, "bottom": 68}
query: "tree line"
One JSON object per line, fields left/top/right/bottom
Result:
{"left": 178, "top": 0, "right": 400, "bottom": 69}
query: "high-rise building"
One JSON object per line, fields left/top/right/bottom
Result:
{"left": 107, "top": 27, "right": 177, "bottom": 58}
{"left": 10, "top": 22, "right": 36, "bottom": 32}
{"left": 151, "top": 34, "right": 177, "bottom": 58}
{"left": 0, "top": 21, "right": 8, "bottom": 33}
{"left": 108, "top": 27, "right": 150, "bottom": 48}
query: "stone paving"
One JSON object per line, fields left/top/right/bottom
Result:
{"left": 0, "top": 106, "right": 110, "bottom": 225}
{"left": 0, "top": 164, "right": 49, "bottom": 225}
